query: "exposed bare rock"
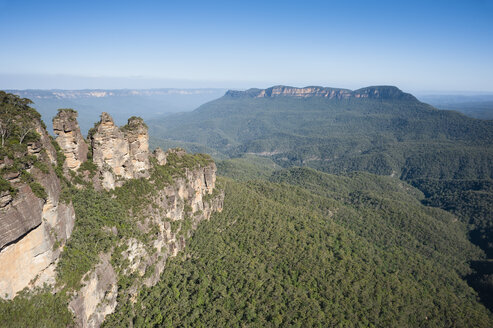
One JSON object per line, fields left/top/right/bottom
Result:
{"left": 0, "top": 112, "right": 75, "bottom": 299}
{"left": 0, "top": 184, "right": 43, "bottom": 251}
{"left": 3, "top": 171, "right": 20, "bottom": 181}
{"left": 0, "top": 99, "right": 223, "bottom": 328}
{"left": 91, "top": 112, "right": 132, "bottom": 189}
{"left": 53, "top": 109, "right": 88, "bottom": 171}
{"left": 121, "top": 157, "right": 223, "bottom": 290}
{"left": 122, "top": 116, "right": 150, "bottom": 178}
{"left": 70, "top": 153, "right": 224, "bottom": 326}
{"left": 153, "top": 147, "right": 167, "bottom": 165}
{"left": 226, "top": 85, "right": 416, "bottom": 101}
{"left": 90, "top": 113, "right": 150, "bottom": 189}
{"left": 69, "top": 254, "right": 118, "bottom": 328}
{"left": 0, "top": 191, "right": 12, "bottom": 207}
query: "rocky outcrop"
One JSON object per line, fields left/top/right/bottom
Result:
{"left": 1, "top": 101, "right": 223, "bottom": 328}
{"left": 0, "top": 118, "right": 75, "bottom": 299}
{"left": 70, "top": 149, "right": 223, "bottom": 326}
{"left": 123, "top": 117, "right": 150, "bottom": 179}
{"left": 90, "top": 113, "right": 150, "bottom": 189}
{"left": 0, "top": 184, "right": 43, "bottom": 251}
{"left": 225, "top": 85, "right": 417, "bottom": 101}
{"left": 153, "top": 147, "right": 167, "bottom": 166}
{"left": 53, "top": 109, "right": 88, "bottom": 171}
{"left": 69, "top": 254, "right": 118, "bottom": 328}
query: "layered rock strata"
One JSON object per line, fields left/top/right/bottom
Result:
{"left": 69, "top": 149, "right": 223, "bottom": 327}
{"left": 1, "top": 107, "right": 223, "bottom": 328}
{"left": 53, "top": 109, "right": 88, "bottom": 171}
{"left": 0, "top": 118, "right": 76, "bottom": 299}
{"left": 225, "top": 85, "right": 417, "bottom": 101}
{"left": 90, "top": 113, "right": 150, "bottom": 189}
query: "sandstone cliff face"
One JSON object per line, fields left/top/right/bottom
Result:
{"left": 123, "top": 117, "right": 150, "bottom": 179}
{"left": 225, "top": 85, "right": 416, "bottom": 101}
{"left": 69, "top": 254, "right": 118, "bottom": 328}
{"left": 0, "top": 118, "right": 75, "bottom": 299}
{"left": 69, "top": 149, "right": 223, "bottom": 327}
{"left": 1, "top": 103, "right": 223, "bottom": 328}
{"left": 90, "top": 113, "right": 150, "bottom": 189}
{"left": 153, "top": 147, "right": 167, "bottom": 166}
{"left": 53, "top": 109, "right": 88, "bottom": 171}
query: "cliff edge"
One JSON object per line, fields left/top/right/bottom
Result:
{"left": 0, "top": 93, "right": 224, "bottom": 328}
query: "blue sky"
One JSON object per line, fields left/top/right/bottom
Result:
{"left": 0, "top": 0, "right": 492, "bottom": 92}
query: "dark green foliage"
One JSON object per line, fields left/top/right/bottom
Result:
{"left": 78, "top": 159, "right": 98, "bottom": 178}
{"left": 57, "top": 150, "right": 214, "bottom": 291}
{"left": 0, "top": 287, "right": 73, "bottom": 328}
{"left": 149, "top": 88, "right": 493, "bottom": 310}
{"left": 217, "top": 155, "right": 281, "bottom": 181}
{"left": 411, "top": 179, "right": 493, "bottom": 256}
{"left": 33, "top": 159, "right": 50, "bottom": 174}
{"left": 150, "top": 93, "right": 492, "bottom": 162}
{"left": 166, "top": 150, "right": 213, "bottom": 170}
{"left": 0, "top": 91, "right": 41, "bottom": 147}
{"left": 121, "top": 116, "right": 147, "bottom": 131}
{"left": 0, "top": 91, "right": 47, "bottom": 198}
{"left": 51, "top": 138, "right": 66, "bottom": 179}
{"left": 57, "top": 188, "right": 130, "bottom": 290}
{"left": 411, "top": 178, "right": 493, "bottom": 310}
{"left": 20, "top": 171, "right": 47, "bottom": 200}
{"left": 108, "top": 176, "right": 492, "bottom": 327}
{"left": 0, "top": 177, "right": 16, "bottom": 197}
{"left": 29, "top": 182, "right": 48, "bottom": 200}
{"left": 53, "top": 108, "right": 78, "bottom": 122}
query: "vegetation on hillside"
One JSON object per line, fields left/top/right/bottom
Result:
{"left": 0, "top": 91, "right": 49, "bottom": 199}
{"left": 150, "top": 87, "right": 493, "bottom": 311}
{"left": 1, "top": 90, "right": 492, "bottom": 326}
{"left": 104, "top": 174, "right": 492, "bottom": 327}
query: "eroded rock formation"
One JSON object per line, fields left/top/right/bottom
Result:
{"left": 123, "top": 116, "right": 150, "bottom": 178}
{"left": 0, "top": 105, "right": 223, "bottom": 328}
{"left": 153, "top": 147, "right": 167, "bottom": 166}
{"left": 53, "top": 109, "right": 88, "bottom": 171}
{"left": 70, "top": 149, "right": 223, "bottom": 326}
{"left": 90, "top": 113, "right": 150, "bottom": 189}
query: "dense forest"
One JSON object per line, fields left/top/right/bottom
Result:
{"left": 149, "top": 86, "right": 493, "bottom": 312}
{"left": 102, "top": 170, "right": 492, "bottom": 327}
{"left": 1, "top": 88, "right": 492, "bottom": 326}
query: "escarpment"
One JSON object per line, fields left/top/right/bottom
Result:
{"left": 1, "top": 92, "right": 224, "bottom": 328}
{"left": 225, "top": 85, "right": 417, "bottom": 101}
{"left": 70, "top": 149, "right": 223, "bottom": 327}
{"left": 0, "top": 93, "right": 75, "bottom": 299}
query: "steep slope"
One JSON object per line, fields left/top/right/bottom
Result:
{"left": 149, "top": 85, "right": 493, "bottom": 178}
{"left": 108, "top": 171, "right": 493, "bottom": 327}
{"left": 0, "top": 92, "right": 76, "bottom": 300}
{"left": 150, "top": 85, "right": 493, "bottom": 310}
{"left": 0, "top": 94, "right": 224, "bottom": 328}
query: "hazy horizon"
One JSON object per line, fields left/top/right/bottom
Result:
{"left": 1, "top": 0, "right": 492, "bottom": 93}
{"left": 4, "top": 78, "right": 493, "bottom": 97}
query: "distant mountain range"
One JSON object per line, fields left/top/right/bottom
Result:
{"left": 149, "top": 85, "right": 493, "bottom": 165}
{"left": 149, "top": 85, "right": 493, "bottom": 312}
{"left": 1, "top": 87, "right": 493, "bottom": 325}
{"left": 6, "top": 88, "right": 226, "bottom": 135}
{"left": 8, "top": 88, "right": 224, "bottom": 99}
{"left": 225, "top": 85, "right": 418, "bottom": 100}
{"left": 418, "top": 94, "right": 493, "bottom": 119}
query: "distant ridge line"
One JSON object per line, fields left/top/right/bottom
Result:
{"left": 225, "top": 85, "right": 417, "bottom": 101}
